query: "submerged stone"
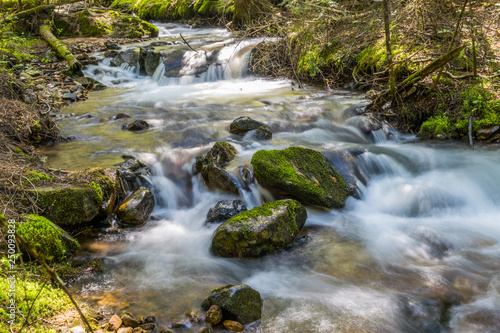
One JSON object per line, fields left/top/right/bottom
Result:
{"left": 123, "top": 120, "right": 150, "bottom": 131}
{"left": 201, "top": 284, "right": 262, "bottom": 324}
{"left": 206, "top": 200, "right": 247, "bottom": 223}
{"left": 251, "top": 147, "right": 350, "bottom": 208}
{"left": 117, "top": 187, "right": 155, "bottom": 226}
{"left": 211, "top": 199, "right": 307, "bottom": 257}
{"left": 229, "top": 116, "right": 269, "bottom": 136}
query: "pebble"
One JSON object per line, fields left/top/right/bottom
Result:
{"left": 70, "top": 327, "right": 86, "bottom": 333}
{"left": 223, "top": 320, "right": 244, "bottom": 332}
{"left": 109, "top": 314, "right": 122, "bottom": 331}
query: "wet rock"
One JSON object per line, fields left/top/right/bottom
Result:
{"left": 117, "top": 328, "right": 133, "bottom": 333}
{"left": 477, "top": 125, "right": 500, "bottom": 141}
{"left": 111, "top": 49, "right": 140, "bottom": 68}
{"left": 223, "top": 320, "right": 244, "bottom": 332}
{"left": 109, "top": 314, "right": 122, "bottom": 331}
{"left": 201, "top": 284, "right": 262, "bottom": 324}
{"left": 195, "top": 142, "right": 239, "bottom": 195}
{"left": 206, "top": 200, "right": 247, "bottom": 223}
{"left": 170, "top": 322, "right": 188, "bottom": 328}
{"left": 253, "top": 126, "right": 272, "bottom": 140}
{"left": 413, "top": 226, "right": 454, "bottom": 259}
{"left": 139, "top": 323, "right": 155, "bottom": 330}
{"left": 346, "top": 115, "right": 383, "bottom": 134}
{"left": 76, "top": 53, "right": 90, "bottom": 61}
{"left": 186, "top": 311, "right": 199, "bottom": 323}
{"left": 62, "top": 93, "right": 77, "bottom": 102}
{"left": 115, "top": 113, "right": 131, "bottom": 120}
{"left": 106, "top": 42, "right": 121, "bottom": 50}
{"left": 159, "top": 329, "right": 174, "bottom": 333}
{"left": 230, "top": 116, "right": 269, "bottom": 135}
{"left": 122, "top": 120, "right": 151, "bottom": 131}
{"left": 251, "top": 147, "right": 351, "bottom": 209}
{"left": 131, "top": 328, "right": 143, "bottom": 333}
{"left": 139, "top": 48, "right": 162, "bottom": 76}
{"left": 121, "top": 313, "right": 140, "bottom": 328}
{"left": 205, "top": 305, "right": 223, "bottom": 325}
{"left": 104, "top": 50, "right": 119, "bottom": 58}
{"left": 212, "top": 199, "right": 307, "bottom": 257}
{"left": 143, "top": 316, "right": 156, "bottom": 323}
{"left": 199, "top": 327, "right": 213, "bottom": 333}
{"left": 117, "top": 187, "right": 155, "bottom": 226}
{"left": 116, "top": 157, "right": 147, "bottom": 172}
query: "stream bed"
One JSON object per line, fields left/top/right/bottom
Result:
{"left": 40, "top": 24, "right": 500, "bottom": 332}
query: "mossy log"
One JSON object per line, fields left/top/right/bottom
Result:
{"left": 368, "top": 44, "right": 466, "bottom": 111}
{"left": 7, "top": 4, "right": 55, "bottom": 20}
{"left": 40, "top": 24, "right": 82, "bottom": 73}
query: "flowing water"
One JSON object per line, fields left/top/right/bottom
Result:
{"left": 41, "top": 24, "right": 500, "bottom": 332}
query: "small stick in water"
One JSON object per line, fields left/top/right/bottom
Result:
{"left": 180, "top": 33, "right": 199, "bottom": 53}
{"left": 468, "top": 115, "right": 474, "bottom": 149}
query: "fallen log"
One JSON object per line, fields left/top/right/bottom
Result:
{"left": 7, "top": 4, "right": 55, "bottom": 20}
{"left": 39, "top": 24, "right": 82, "bottom": 73}
{"left": 368, "top": 44, "right": 466, "bottom": 111}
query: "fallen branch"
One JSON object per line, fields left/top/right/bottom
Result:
{"left": 368, "top": 44, "right": 466, "bottom": 111}
{"left": 442, "top": 70, "right": 500, "bottom": 79}
{"left": 39, "top": 25, "right": 82, "bottom": 73}
{"left": 180, "top": 33, "right": 199, "bottom": 53}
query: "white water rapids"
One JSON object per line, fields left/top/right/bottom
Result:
{"left": 42, "top": 24, "right": 500, "bottom": 332}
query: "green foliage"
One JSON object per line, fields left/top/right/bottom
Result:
{"left": 0, "top": 276, "right": 72, "bottom": 332}
{"left": 0, "top": 22, "right": 35, "bottom": 66}
{"left": 90, "top": 181, "right": 103, "bottom": 202}
{"left": 419, "top": 115, "right": 450, "bottom": 138}
{"left": 16, "top": 215, "right": 80, "bottom": 263}
{"left": 23, "top": 170, "right": 54, "bottom": 186}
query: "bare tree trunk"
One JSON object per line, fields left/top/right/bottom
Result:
{"left": 383, "top": 0, "right": 395, "bottom": 99}
{"left": 39, "top": 24, "right": 82, "bottom": 74}
{"left": 430, "top": 0, "right": 469, "bottom": 92}
{"left": 469, "top": 5, "right": 477, "bottom": 77}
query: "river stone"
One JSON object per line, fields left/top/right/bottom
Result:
{"left": 70, "top": 327, "right": 86, "bottom": 333}
{"left": 140, "top": 48, "right": 162, "bottom": 76}
{"left": 206, "top": 200, "right": 247, "bottom": 223}
{"left": 477, "top": 125, "right": 500, "bottom": 141}
{"left": 106, "top": 42, "right": 121, "bottom": 50}
{"left": 205, "top": 305, "right": 223, "bottom": 325}
{"left": 254, "top": 126, "right": 272, "bottom": 140}
{"left": 117, "top": 328, "right": 133, "bottom": 333}
{"left": 223, "top": 320, "right": 244, "bottom": 332}
{"left": 251, "top": 147, "right": 350, "bottom": 209}
{"left": 346, "top": 115, "right": 383, "bottom": 134}
{"left": 109, "top": 314, "right": 122, "bottom": 331}
{"left": 28, "top": 185, "right": 102, "bottom": 227}
{"left": 212, "top": 199, "right": 307, "bottom": 257}
{"left": 117, "top": 187, "right": 155, "bottom": 226}
{"left": 201, "top": 284, "right": 262, "bottom": 324}
{"left": 121, "top": 313, "right": 140, "bottom": 328}
{"left": 123, "top": 120, "right": 150, "bottom": 131}
{"left": 229, "top": 116, "right": 268, "bottom": 135}
{"left": 195, "top": 142, "right": 239, "bottom": 195}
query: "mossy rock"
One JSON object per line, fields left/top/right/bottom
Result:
{"left": 58, "top": 9, "right": 159, "bottom": 38}
{"left": 28, "top": 185, "right": 103, "bottom": 227}
{"left": 201, "top": 284, "right": 262, "bottom": 324}
{"left": 251, "top": 147, "right": 350, "bottom": 209}
{"left": 195, "top": 142, "right": 240, "bottom": 195}
{"left": 211, "top": 199, "right": 307, "bottom": 257}
{"left": 229, "top": 116, "right": 267, "bottom": 135}
{"left": 17, "top": 214, "right": 79, "bottom": 262}
{"left": 117, "top": 186, "right": 155, "bottom": 226}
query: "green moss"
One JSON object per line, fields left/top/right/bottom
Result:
{"left": 418, "top": 115, "right": 450, "bottom": 138}
{"left": 226, "top": 199, "right": 299, "bottom": 225}
{"left": 90, "top": 181, "right": 103, "bottom": 202}
{"left": 16, "top": 215, "right": 79, "bottom": 262}
{"left": 0, "top": 275, "right": 72, "bottom": 332}
{"left": 251, "top": 147, "right": 349, "bottom": 208}
{"left": 78, "top": 10, "right": 112, "bottom": 37}
{"left": 23, "top": 170, "right": 54, "bottom": 186}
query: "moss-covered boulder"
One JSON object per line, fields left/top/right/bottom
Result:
{"left": 117, "top": 186, "right": 155, "bottom": 226}
{"left": 211, "top": 199, "right": 307, "bottom": 257}
{"left": 201, "top": 284, "right": 262, "bottom": 324}
{"left": 28, "top": 185, "right": 103, "bottom": 227}
{"left": 195, "top": 142, "right": 240, "bottom": 195}
{"left": 229, "top": 116, "right": 268, "bottom": 135}
{"left": 17, "top": 215, "right": 79, "bottom": 262}
{"left": 251, "top": 147, "right": 350, "bottom": 209}
{"left": 55, "top": 9, "right": 158, "bottom": 38}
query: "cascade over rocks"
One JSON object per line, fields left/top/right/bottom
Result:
{"left": 195, "top": 142, "right": 240, "bottom": 195}
{"left": 206, "top": 200, "right": 247, "bottom": 223}
{"left": 251, "top": 147, "right": 351, "bottom": 208}
{"left": 211, "top": 199, "right": 307, "bottom": 257}
{"left": 201, "top": 284, "right": 262, "bottom": 324}
{"left": 117, "top": 187, "right": 155, "bottom": 226}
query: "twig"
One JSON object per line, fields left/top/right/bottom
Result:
{"left": 16, "top": 278, "right": 49, "bottom": 333}
{"left": 180, "top": 33, "right": 198, "bottom": 53}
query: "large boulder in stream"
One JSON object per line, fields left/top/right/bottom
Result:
{"left": 195, "top": 142, "right": 239, "bottom": 195}
{"left": 55, "top": 9, "right": 158, "bottom": 38}
{"left": 251, "top": 147, "right": 350, "bottom": 209}
{"left": 117, "top": 187, "right": 155, "bottom": 226}
{"left": 211, "top": 199, "right": 307, "bottom": 257}
{"left": 201, "top": 284, "right": 262, "bottom": 324}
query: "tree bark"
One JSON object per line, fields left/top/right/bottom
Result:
{"left": 39, "top": 24, "right": 82, "bottom": 73}
{"left": 382, "top": 0, "right": 395, "bottom": 99}
{"left": 8, "top": 4, "right": 54, "bottom": 20}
